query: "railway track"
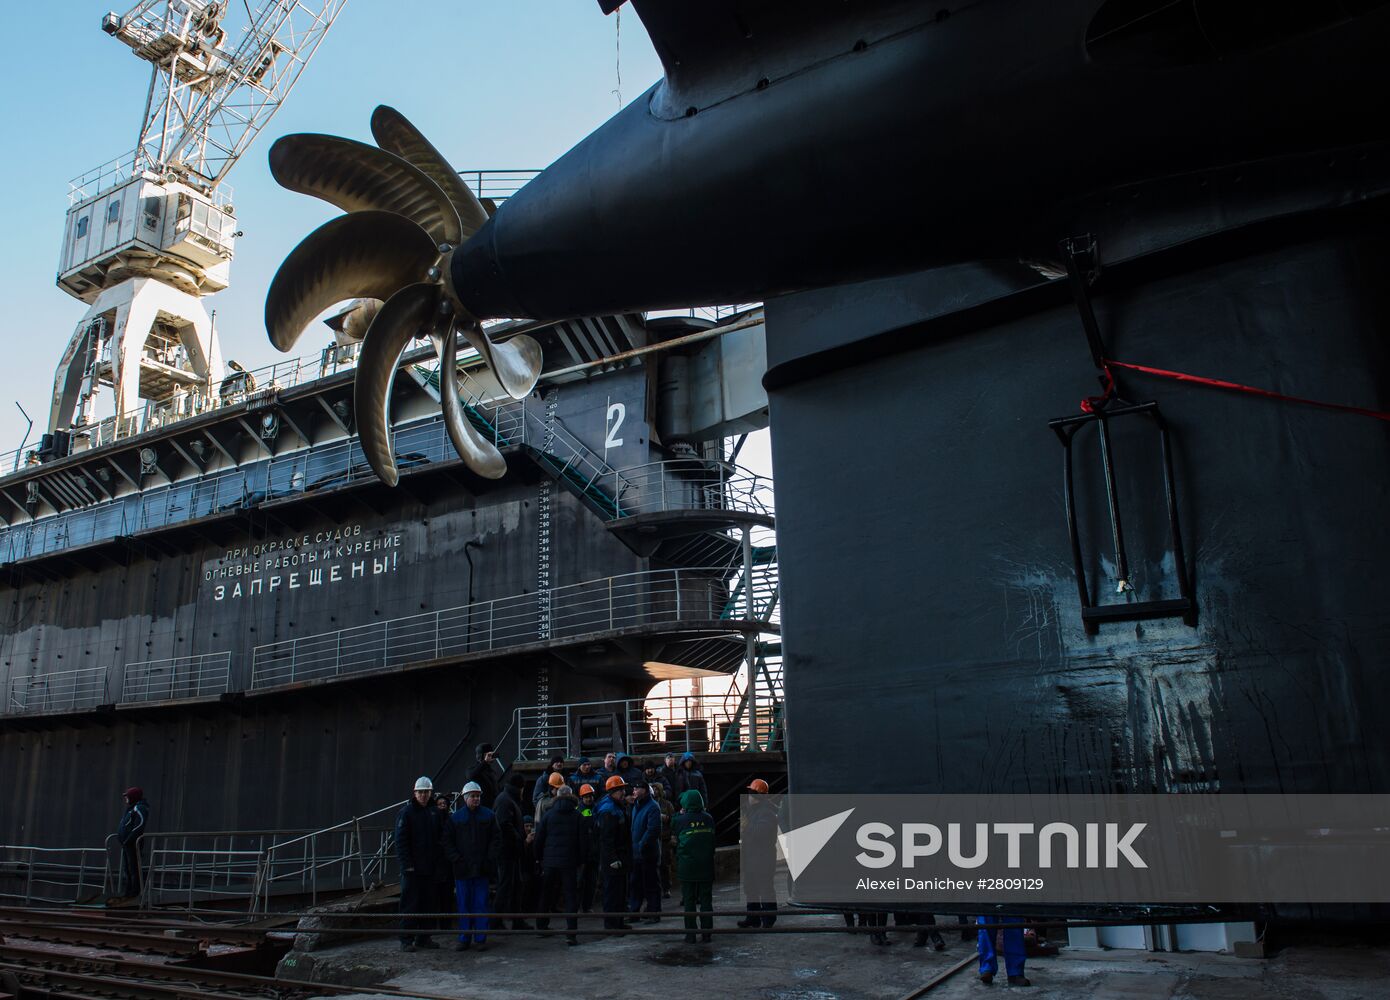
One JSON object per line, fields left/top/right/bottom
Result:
{"left": 895, "top": 954, "right": 976, "bottom": 999}
{"left": 0, "top": 905, "right": 459, "bottom": 1000}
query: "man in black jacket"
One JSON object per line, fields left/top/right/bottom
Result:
{"left": 738, "top": 778, "right": 778, "bottom": 929}
{"left": 576, "top": 783, "right": 600, "bottom": 912}
{"left": 657, "top": 752, "right": 681, "bottom": 798}
{"left": 115, "top": 786, "right": 150, "bottom": 899}
{"left": 596, "top": 775, "right": 633, "bottom": 930}
{"left": 442, "top": 781, "right": 500, "bottom": 951}
{"left": 534, "top": 785, "right": 582, "bottom": 945}
{"left": 395, "top": 776, "right": 444, "bottom": 952}
{"left": 468, "top": 743, "right": 502, "bottom": 808}
{"left": 493, "top": 773, "right": 532, "bottom": 931}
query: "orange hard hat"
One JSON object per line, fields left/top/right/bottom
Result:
{"left": 548, "top": 771, "right": 566, "bottom": 788}
{"left": 747, "top": 778, "right": 770, "bottom": 794}
{"left": 604, "top": 775, "right": 626, "bottom": 791}
{"left": 579, "top": 784, "right": 595, "bottom": 796}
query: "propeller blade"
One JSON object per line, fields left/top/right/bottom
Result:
{"left": 265, "top": 211, "right": 439, "bottom": 353}
{"left": 355, "top": 282, "right": 441, "bottom": 487}
{"left": 269, "top": 133, "right": 462, "bottom": 247}
{"left": 432, "top": 325, "right": 507, "bottom": 480}
{"left": 371, "top": 106, "right": 490, "bottom": 239}
{"left": 460, "top": 327, "right": 544, "bottom": 400}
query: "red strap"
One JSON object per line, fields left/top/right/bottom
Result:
{"left": 1079, "top": 364, "right": 1115, "bottom": 414}
{"left": 1088, "top": 359, "right": 1390, "bottom": 423}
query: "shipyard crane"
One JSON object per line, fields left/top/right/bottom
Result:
{"left": 46, "top": 0, "right": 346, "bottom": 456}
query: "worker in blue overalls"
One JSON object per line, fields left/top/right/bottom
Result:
{"left": 977, "top": 914, "right": 1029, "bottom": 986}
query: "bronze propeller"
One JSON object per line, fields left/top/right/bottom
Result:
{"left": 263, "top": 106, "right": 542, "bottom": 486}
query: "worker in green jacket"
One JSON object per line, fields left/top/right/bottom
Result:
{"left": 672, "top": 788, "right": 716, "bottom": 944}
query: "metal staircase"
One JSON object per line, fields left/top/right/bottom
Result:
{"left": 408, "top": 356, "right": 628, "bottom": 520}
{"left": 720, "top": 640, "right": 784, "bottom": 751}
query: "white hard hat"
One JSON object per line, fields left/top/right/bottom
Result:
{"left": 414, "top": 776, "right": 433, "bottom": 792}
{"left": 461, "top": 782, "right": 482, "bottom": 795}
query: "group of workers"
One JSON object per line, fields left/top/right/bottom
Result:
{"left": 115, "top": 756, "right": 1029, "bottom": 985}
{"left": 394, "top": 744, "right": 727, "bottom": 950}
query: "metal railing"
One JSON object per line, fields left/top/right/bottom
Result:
{"left": 0, "top": 343, "right": 354, "bottom": 474}
{"left": 410, "top": 364, "right": 627, "bottom": 517}
{"left": 0, "top": 466, "right": 251, "bottom": 565}
{"left": 514, "top": 692, "right": 774, "bottom": 761}
{"left": 120, "top": 651, "right": 232, "bottom": 703}
{"left": 129, "top": 804, "right": 405, "bottom": 911}
{"left": 459, "top": 169, "right": 541, "bottom": 201}
{"left": 67, "top": 153, "right": 237, "bottom": 207}
{"left": 251, "top": 564, "right": 773, "bottom": 690}
{"left": 249, "top": 801, "right": 404, "bottom": 912}
{"left": 0, "top": 435, "right": 772, "bottom": 568}
{"left": 416, "top": 365, "right": 777, "bottom": 524}
{"left": 141, "top": 834, "right": 275, "bottom": 910}
{"left": 0, "top": 845, "right": 112, "bottom": 905}
{"left": 610, "top": 461, "right": 774, "bottom": 519}
{"left": 5, "top": 666, "right": 110, "bottom": 715}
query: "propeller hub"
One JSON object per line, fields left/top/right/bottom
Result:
{"left": 264, "top": 105, "right": 540, "bottom": 486}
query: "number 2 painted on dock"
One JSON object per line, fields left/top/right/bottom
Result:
{"left": 606, "top": 402, "right": 625, "bottom": 449}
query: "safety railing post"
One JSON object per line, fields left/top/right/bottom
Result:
{"left": 355, "top": 818, "right": 366, "bottom": 892}
{"left": 24, "top": 847, "right": 34, "bottom": 905}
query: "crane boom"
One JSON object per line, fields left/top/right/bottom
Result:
{"left": 45, "top": 0, "right": 346, "bottom": 448}
{"left": 104, "top": 0, "right": 347, "bottom": 190}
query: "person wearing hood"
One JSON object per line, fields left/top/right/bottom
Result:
{"left": 672, "top": 788, "right": 716, "bottom": 944}
{"left": 627, "top": 779, "right": 662, "bottom": 921}
{"left": 533, "top": 753, "right": 567, "bottom": 805}
{"left": 596, "top": 776, "right": 633, "bottom": 930}
{"left": 396, "top": 776, "right": 445, "bottom": 951}
{"left": 675, "top": 752, "right": 709, "bottom": 805}
{"left": 614, "top": 752, "right": 644, "bottom": 787}
{"left": 534, "top": 785, "right": 582, "bottom": 945}
{"left": 442, "top": 781, "right": 500, "bottom": 951}
{"left": 116, "top": 786, "right": 149, "bottom": 899}
{"left": 468, "top": 743, "right": 502, "bottom": 808}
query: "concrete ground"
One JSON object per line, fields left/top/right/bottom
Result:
{"left": 279, "top": 879, "right": 1390, "bottom": 1000}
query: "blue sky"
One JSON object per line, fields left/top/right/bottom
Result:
{"left": 0, "top": 1, "right": 663, "bottom": 447}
